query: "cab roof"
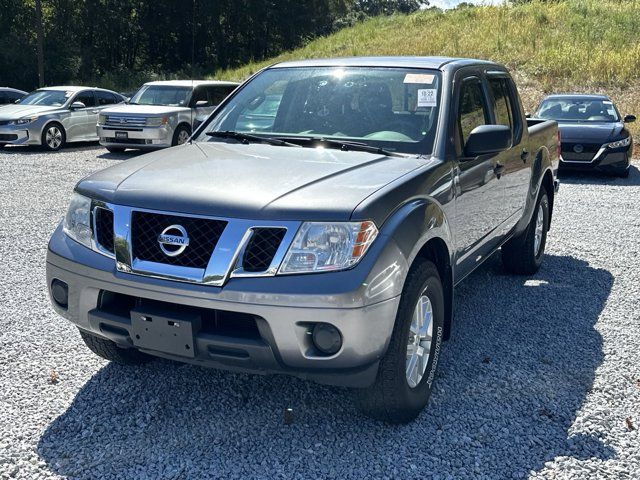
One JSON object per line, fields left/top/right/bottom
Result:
{"left": 271, "top": 56, "right": 499, "bottom": 70}
{"left": 36, "top": 86, "right": 115, "bottom": 92}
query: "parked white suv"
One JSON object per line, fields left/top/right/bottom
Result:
{"left": 97, "top": 80, "right": 238, "bottom": 152}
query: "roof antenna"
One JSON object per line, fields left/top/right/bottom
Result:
{"left": 190, "top": 0, "right": 196, "bottom": 144}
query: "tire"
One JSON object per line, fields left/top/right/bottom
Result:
{"left": 355, "top": 259, "right": 445, "bottom": 424}
{"left": 79, "top": 329, "right": 152, "bottom": 365}
{"left": 172, "top": 124, "right": 191, "bottom": 146}
{"left": 502, "top": 186, "right": 549, "bottom": 275}
{"left": 106, "top": 146, "right": 126, "bottom": 153}
{"left": 616, "top": 166, "right": 630, "bottom": 178}
{"left": 41, "top": 123, "right": 66, "bottom": 151}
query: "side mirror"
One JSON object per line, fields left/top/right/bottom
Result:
{"left": 70, "top": 101, "right": 86, "bottom": 110}
{"left": 195, "top": 100, "right": 209, "bottom": 107}
{"left": 464, "top": 125, "right": 512, "bottom": 157}
{"left": 624, "top": 114, "right": 636, "bottom": 123}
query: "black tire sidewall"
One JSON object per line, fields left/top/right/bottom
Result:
{"left": 532, "top": 191, "right": 549, "bottom": 265}
{"left": 389, "top": 261, "right": 445, "bottom": 412}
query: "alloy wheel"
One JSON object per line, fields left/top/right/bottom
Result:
{"left": 406, "top": 293, "right": 434, "bottom": 388}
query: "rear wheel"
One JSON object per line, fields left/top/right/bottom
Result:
{"left": 355, "top": 259, "right": 445, "bottom": 424}
{"left": 79, "top": 329, "right": 152, "bottom": 365}
{"left": 41, "top": 123, "right": 65, "bottom": 151}
{"left": 502, "top": 186, "right": 549, "bottom": 274}
{"left": 172, "top": 124, "right": 191, "bottom": 146}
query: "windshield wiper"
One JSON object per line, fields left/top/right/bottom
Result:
{"left": 310, "top": 138, "right": 405, "bottom": 157}
{"left": 206, "top": 130, "right": 300, "bottom": 147}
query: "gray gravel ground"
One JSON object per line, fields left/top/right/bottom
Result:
{"left": 0, "top": 144, "right": 639, "bottom": 480}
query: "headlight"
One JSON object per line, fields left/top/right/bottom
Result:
{"left": 63, "top": 193, "right": 92, "bottom": 248}
{"left": 279, "top": 221, "right": 378, "bottom": 274}
{"left": 98, "top": 114, "right": 107, "bottom": 124}
{"left": 146, "top": 116, "right": 168, "bottom": 126}
{"left": 10, "top": 116, "right": 38, "bottom": 125}
{"left": 607, "top": 137, "right": 631, "bottom": 149}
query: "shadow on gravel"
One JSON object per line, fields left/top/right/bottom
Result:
{"left": 37, "top": 254, "right": 614, "bottom": 479}
{"left": 559, "top": 163, "right": 640, "bottom": 186}
{"left": 0, "top": 142, "right": 103, "bottom": 154}
{"left": 96, "top": 149, "right": 148, "bottom": 160}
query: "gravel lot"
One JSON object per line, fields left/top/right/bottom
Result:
{"left": 0, "top": 144, "right": 638, "bottom": 480}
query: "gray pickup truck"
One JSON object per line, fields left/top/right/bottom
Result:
{"left": 47, "top": 57, "right": 559, "bottom": 423}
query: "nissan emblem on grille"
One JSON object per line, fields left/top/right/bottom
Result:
{"left": 573, "top": 144, "right": 584, "bottom": 153}
{"left": 157, "top": 225, "right": 190, "bottom": 257}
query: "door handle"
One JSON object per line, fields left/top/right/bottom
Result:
{"left": 520, "top": 149, "right": 529, "bottom": 162}
{"left": 91, "top": 110, "right": 99, "bottom": 114}
{"left": 494, "top": 162, "right": 505, "bottom": 178}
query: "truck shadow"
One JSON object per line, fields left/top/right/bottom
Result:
{"left": 37, "top": 254, "right": 613, "bottom": 479}
{"left": 559, "top": 163, "right": 640, "bottom": 186}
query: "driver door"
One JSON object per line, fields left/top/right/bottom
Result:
{"left": 68, "top": 90, "right": 97, "bottom": 141}
{"left": 453, "top": 75, "right": 508, "bottom": 279}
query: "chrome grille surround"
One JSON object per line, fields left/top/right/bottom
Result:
{"left": 92, "top": 202, "right": 300, "bottom": 286}
{"left": 104, "top": 115, "right": 148, "bottom": 128}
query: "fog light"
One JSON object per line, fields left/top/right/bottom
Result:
{"left": 51, "top": 279, "right": 68, "bottom": 308}
{"left": 312, "top": 323, "right": 342, "bottom": 355}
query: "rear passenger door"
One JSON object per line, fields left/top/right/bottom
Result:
{"left": 453, "top": 75, "right": 508, "bottom": 279}
{"left": 486, "top": 74, "right": 530, "bottom": 227}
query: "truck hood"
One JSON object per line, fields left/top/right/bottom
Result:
{"left": 77, "top": 142, "right": 426, "bottom": 221}
{"left": 0, "top": 104, "right": 62, "bottom": 120}
{"left": 101, "top": 104, "right": 190, "bottom": 116}
{"left": 558, "top": 122, "right": 624, "bottom": 143}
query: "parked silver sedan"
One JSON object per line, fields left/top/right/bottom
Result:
{"left": 0, "top": 86, "right": 125, "bottom": 151}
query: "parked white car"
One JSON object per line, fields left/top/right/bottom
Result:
{"left": 96, "top": 80, "right": 238, "bottom": 152}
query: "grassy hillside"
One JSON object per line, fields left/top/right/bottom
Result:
{"left": 212, "top": 0, "right": 640, "bottom": 149}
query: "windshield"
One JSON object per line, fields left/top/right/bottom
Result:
{"left": 18, "top": 90, "right": 71, "bottom": 106}
{"left": 536, "top": 98, "right": 620, "bottom": 123}
{"left": 129, "top": 85, "right": 191, "bottom": 106}
{"left": 197, "top": 67, "right": 442, "bottom": 155}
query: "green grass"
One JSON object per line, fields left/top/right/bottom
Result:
{"left": 211, "top": 0, "right": 640, "bottom": 150}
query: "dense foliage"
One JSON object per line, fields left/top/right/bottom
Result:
{"left": 0, "top": 0, "right": 422, "bottom": 91}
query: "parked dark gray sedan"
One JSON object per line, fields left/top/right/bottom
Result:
{"left": 534, "top": 94, "right": 635, "bottom": 177}
{"left": 0, "top": 87, "right": 26, "bottom": 105}
{"left": 0, "top": 86, "right": 125, "bottom": 151}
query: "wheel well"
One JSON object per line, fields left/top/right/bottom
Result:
{"left": 541, "top": 169, "right": 554, "bottom": 228}
{"left": 176, "top": 122, "right": 192, "bottom": 133}
{"left": 413, "top": 237, "right": 454, "bottom": 340}
{"left": 40, "top": 121, "right": 66, "bottom": 144}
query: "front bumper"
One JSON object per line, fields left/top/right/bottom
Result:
{"left": 46, "top": 224, "right": 404, "bottom": 387}
{"left": 0, "top": 124, "right": 39, "bottom": 146}
{"left": 97, "top": 124, "right": 173, "bottom": 149}
{"left": 560, "top": 145, "right": 630, "bottom": 173}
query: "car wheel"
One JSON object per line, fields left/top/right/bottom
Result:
{"left": 172, "top": 125, "right": 191, "bottom": 146}
{"left": 41, "top": 123, "right": 66, "bottom": 151}
{"left": 502, "top": 185, "right": 549, "bottom": 275}
{"left": 78, "top": 329, "right": 152, "bottom": 365}
{"left": 355, "top": 259, "right": 445, "bottom": 424}
{"left": 106, "top": 146, "right": 126, "bottom": 153}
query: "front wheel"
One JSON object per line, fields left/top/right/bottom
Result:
{"left": 502, "top": 186, "right": 549, "bottom": 274}
{"left": 41, "top": 123, "right": 66, "bottom": 151}
{"left": 79, "top": 329, "right": 152, "bottom": 366}
{"left": 172, "top": 124, "right": 191, "bottom": 146}
{"left": 355, "top": 259, "right": 445, "bottom": 424}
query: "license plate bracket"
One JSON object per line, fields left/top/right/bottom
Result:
{"left": 115, "top": 131, "right": 128, "bottom": 139}
{"left": 130, "top": 306, "right": 201, "bottom": 358}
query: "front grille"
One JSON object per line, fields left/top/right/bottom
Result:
{"left": 94, "top": 207, "right": 115, "bottom": 253}
{"left": 0, "top": 134, "right": 18, "bottom": 141}
{"left": 242, "top": 228, "right": 287, "bottom": 272}
{"left": 105, "top": 115, "right": 147, "bottom": 128}
{"left": 131, "top": 211, "right": 227, "bottom": 269}
{"left": 561, "top": 142, "right": 601, "bottom": 162}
